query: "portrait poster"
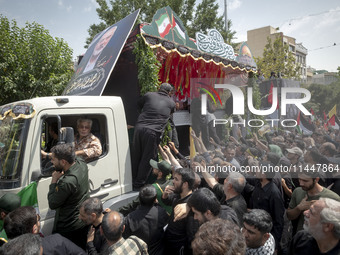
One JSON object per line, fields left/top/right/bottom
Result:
{"left": 63, "top": 9, "right": 140, "bottom": 96}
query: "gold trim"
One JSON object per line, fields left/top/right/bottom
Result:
{"left": 0, "top": 108, "right": 36, "bottom": 120}
{"left": 140, "top": 32, "right": 253, "bottom": 73}
{"left": 0, "top": 109, "right": 12, "bottom": 120}
{"left": 9, "top": 109, "right": 36, "bottom": 120}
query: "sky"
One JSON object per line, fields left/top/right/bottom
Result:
{"left": 1, "top": 0, "right": 339, "bottom": 72}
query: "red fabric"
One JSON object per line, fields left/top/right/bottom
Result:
{"left": 328, "top": 115, "right": 335, "bottom": 126}
{"left": 268, "top": 81, "right": 274, "bottom": 104}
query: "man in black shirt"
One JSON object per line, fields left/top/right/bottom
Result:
{"left": 4, "top": 206, "right": 86, "bottom": 254}
{"left": 201, "top": 167, "right": 247, "bottom": 225}
{"left": 79, "top": 197, "right": 108, "bottom": 255}
{"left": 249, "top": 166, "right": 285, "bottom": 252}
{"left": 211, "top": 172, "right": 247, "bottom": 225}
{"left": 187, "top": 187, "right": 239, "bottom": 227}
{"left": 132, "top": 83, "right": 175, "bottom": 190}
{"left": 123, "top": 185, "right": 169, "bottom": 255}
{"left": 289, "top": 197, "right": 340, "bottom": 255}
{"left": 162, "top": 168, "right": 198, "bottom": 255}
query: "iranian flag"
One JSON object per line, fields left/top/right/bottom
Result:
{"left": 156, "top": 13, "right": 172, "bottom": 38}
{"left": 172, "top": 15, "right": 186, "bottom": 41}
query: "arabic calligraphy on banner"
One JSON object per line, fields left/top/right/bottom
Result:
{"left": 195, "top": 29, "right": 236, "bottom": 60}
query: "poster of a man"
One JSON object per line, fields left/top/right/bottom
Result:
{"left": 83, "top": 26, "right": 117, "bottom": 73}
{"left": 63, "top": 9, "right": 140, "bottom": 96}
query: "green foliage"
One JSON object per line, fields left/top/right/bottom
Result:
{"left": 245, "top": 73, "right": 264, "bottom": 134}
{"left": 305, "top": 79, "right": 340, "bottom": 115}
{"left": 133, "top": 35, "right": 161, "bottom": 95}
{"left": 188, "top": 0, "right": 236, "bottom": 46}
{"left": 255, "top": 36, "right": 300, "bottom": 80}
{"left": 0, "top": 15, "right": 74, "bottom": 105}
{"left": 86, "top": 0, "right": 237, "bottom": 48}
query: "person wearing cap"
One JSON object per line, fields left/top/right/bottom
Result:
{"left": 150, "top": 159, "right": 173, "bottom": 215}
{"left": 0, "top": 193, "right": 21, "bottom": 245}
{"left": 287, "top": 166, "right": 340, "bottom": 235}
{"left": 286, "top": 146, "right": 304, "bottom": 188}
{"left": 118, "top": 159, "right": 173, "bottom": 216}
{"left": 132, "top": 83, "right": 176, "bottom": 191}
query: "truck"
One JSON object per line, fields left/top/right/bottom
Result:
{"left": 0, "top": 6, "right": 256, "bottom": 235}
{"left": 0, "top": 96, "right": 138, "bottom": 234}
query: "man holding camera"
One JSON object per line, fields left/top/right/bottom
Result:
{"left": 48, "top": 143, "right": 89, "bottom": 250}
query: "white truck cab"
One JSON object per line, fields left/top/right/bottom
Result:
{"left": 0, "top": 96, "right": 138, "bottom": 234}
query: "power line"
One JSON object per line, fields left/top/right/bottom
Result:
{"left": 235, "top": 8, "right": 340, "bottom": 35}
{"left": 287, "top": 8, "right": 340, "bottom": 25}
{"left": 309, "top": 42, "right": 339, "bottom": 52}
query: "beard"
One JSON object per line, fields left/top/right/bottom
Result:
{"left": 303, "top": 217, "right": 324, "bottom": 239}
{"left": 174, "top": 182, "right": 183, "bottom": 194}
{"left": 301, "top": 181, "right": 315, "bottom": 191}
{"left": 54, "top": 164, "right": 63, "bottom": 172}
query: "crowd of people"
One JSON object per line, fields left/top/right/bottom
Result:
{"left": 1, "top": 83, "right": 340, "bottom": 255}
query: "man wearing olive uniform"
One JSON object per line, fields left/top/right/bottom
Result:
{"left": 48, "top": 143, "right": 89, "bottom": 250}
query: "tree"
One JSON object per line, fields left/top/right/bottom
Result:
{"left": 0, "top": 15, "right": 74, "bottom": 105}
{"left": 188, "top": 0, "right": 236, "bottom": 46}
{"left": 305, "top": 79, "right": 340, "bottom": 116}
{"left": 255, "top": 36, "right": 300, "bottom": 80}
{"left": 86, "top": 0, "right": 236, "bottom": 48}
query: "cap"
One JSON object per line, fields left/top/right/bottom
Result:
{"left": 0, "top": 193, "right": 21, "bottom": 213}
{"left": 150, "top": 159, "right": 172, "bottom": 176}
{"left": 159, "top": 83, "right": 174, "bottom": 93}
{"left": 286, "top": 147, "right": 303, "bottom": 157}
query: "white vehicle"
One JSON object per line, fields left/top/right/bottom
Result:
{"left": 0, "top": 96, "right": 138, "bottom": 234}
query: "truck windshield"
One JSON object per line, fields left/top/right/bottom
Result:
{"left": 0, "top": 116, "right": 30, "bottom": 188}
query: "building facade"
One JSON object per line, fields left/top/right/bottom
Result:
{"left": 247, "top": 26, "right": 307, "bottom": 81}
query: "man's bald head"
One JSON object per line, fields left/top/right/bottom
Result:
{"left": 101, "top": 211, "right": 125, "bottom": 243}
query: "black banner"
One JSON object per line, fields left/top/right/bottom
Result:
{"left": 63, "top": 9, "right": 140, "bottom": 96}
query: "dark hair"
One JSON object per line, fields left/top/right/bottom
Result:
{"left": 159, "top": 83, "right": 174, "bottom": 93}
{"left": 266, "top": 152, "right": 281, "bottom": 166}
{"left": 309, "top": 147, "right": 324, "bottom": 163}
{"left": 1, "top": 233, "right": 41, "bottom": 255}
{"left": 298, "top": 164, "right": 319, "bottom": 179}
{"left": 81, "top": 197, "right": 103, "bottom": 217}
{"left": 51, "top": 143, "right": 75, "bottom": 164}
{"left": 192, "top": 219, "right": 246, "bottom": 255}
{"left": 4, "top": 206, "right": 37, "bottom": 239}
{"left": 101, "top": 211, "right": 124, "bottom": 242}
{"left": 50, "top": 122, "right": 58, "bottom": 135}
{"left": 243, "top": 209, "right": 273, "bottom": 234}
{"left": 139, "top": 185, "right": 157, "bottom": 206}
{"left": 295, "top": 139, "right": 305, "bottom": 151}
{"left": 175, "top": 168, "right": 196, "bottom": 190}
{"left": 188, "top": 188, "right": 221, "bottom": 216}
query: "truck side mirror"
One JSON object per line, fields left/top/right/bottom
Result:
{"left": 31, "top": 169, "right": 41, "bottom": 182}
{"left": 59, "top": 127, "right": 74, "bottom": 144}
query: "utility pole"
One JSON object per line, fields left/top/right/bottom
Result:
{"left": 224, "top": 0, "right": 228, "bottom": 32}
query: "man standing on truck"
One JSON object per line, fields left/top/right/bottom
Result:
{"left": 132, "top": 83, "right": 175, "bottom": 191}
{"left": 48, "top": 143, "right": 89, "bottom": 250}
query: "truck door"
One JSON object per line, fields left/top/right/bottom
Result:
{"left": 31, "top": 108, "right": 122, "bottom": 235}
